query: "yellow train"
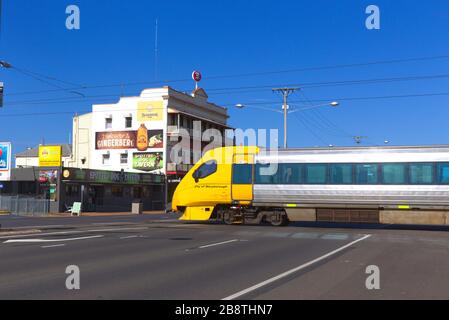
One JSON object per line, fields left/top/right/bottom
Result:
{"left": 172, "top": 145, "right": 449, "bottom": 226}
{"left": 171, "top": 146, "right": 289, "bottom": 225}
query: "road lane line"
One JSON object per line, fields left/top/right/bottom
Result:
{"left": 0, "top": 226, "right": 149, "bottom": 240}
{"left": 13, "top": 225, "right": 66, "bottom": 229}
{"left": 222, "top": 234, "right": 372, "bottom": 300}
{"left": 120, "top": 235, "right": 139, "bottom": 239}
{"left": 3, "top": 235, "right": 104, "bottom": 244}
{"left": 41, "top": 244, "right": 66, "bottom": 249}
{"left": 199, "top": 239, "right": 240, "bottom": 249}
{"left": 0, "top": 231, "right": 77, "bottom": 240}
{"left": 87, "top": 227, "right": 148, "bottom": 232}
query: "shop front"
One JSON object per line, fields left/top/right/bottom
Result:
{"left": 60, "top": 168, "right": 165, "bottom": 213}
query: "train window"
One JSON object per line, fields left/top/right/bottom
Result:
{"left": 306, "top": 164, "right": 327, "bottom": 184}
{"left": 437, "top": 163, "right": 449, "bottom": 184}
{"left": 410, "top": 164, "right": 434, "bottom": 184}
{"left": 382, "top": 164, "right": 407, "bottom": 184}
{"left": 280, "top": 164, "right": 302, "bottom": 184}
{"left": 233, "top": 164, "right": 253, "bottom": 184}
{"left": 193, "top": 160, "right": 217, "bottom": 180}
{"left": 355, "top": 164, "right": 378, "bottom": 184}
{"left": 255, "top": 164, "right": 275, "bottom": 184}
{"left": 330, "top": 164, "right": 353, "bottom": 184}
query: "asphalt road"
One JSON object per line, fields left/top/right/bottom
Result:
{"left": 1, "top": 215, "right": 449, "bottom": 299}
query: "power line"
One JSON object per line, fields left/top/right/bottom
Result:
{"left": 292, "top": 112, "right": 329, "bottom": 146}
{"left": 7, "top": 70, "right": 449, "bottom": 104}
{"left": 297, "top": 90, "right": 353, "bottom": 138}
{"left": 5, "top": 53, "right": 449, "bottom": 97}
{"left": 204, "top": 73, "right": 449, "bottom": 95}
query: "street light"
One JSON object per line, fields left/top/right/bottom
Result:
{"left": 235, "top": 101, "right": 340, "bottom": 148}
{"left": 0, "top": 61, "right": 12, "bottom": 68}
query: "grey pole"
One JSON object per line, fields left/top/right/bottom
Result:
{"left": 273, "top": 88, "right": 299, "bottom": 149}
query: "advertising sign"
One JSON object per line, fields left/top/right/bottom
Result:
{"left": 137, "top": 101, "right": 163, "bottom": 122}
{"left": 39, "top": 170, "right": 58, "bottom": 201}
{"left": 133, "top": 152, "right": 163, "bottom": 173}
{"left": 0, "top": 142, "right": 11, "bottom": 181}
{"left": 39, "top": 146, "right": 62, "bottom": 167}
{"left": 62, "top": 168, "right": 164, "bottom": 185}
{"left": 96, "top": 131, "right": 137, "bottom": 150}
{"left": 96, "top": 129, "right": 163, "bottom": 151}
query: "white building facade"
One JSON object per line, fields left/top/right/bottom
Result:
{"left": 72, "top": 86, "right": 231, "bottom": 178}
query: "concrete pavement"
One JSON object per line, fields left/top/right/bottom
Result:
{"left": 1, "top": 215, "right": 449, "bottom": 299}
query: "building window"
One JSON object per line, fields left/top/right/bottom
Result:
{"left": 125, "top": 116, "right": 132, "bottom": 128}
{"left": 120, "top": 153, "right": 128, "bottom": 165}
{"left": 105, "top": 117, "right": 112, "bottom": 129}
{"left": 111, "top": 186, "right": 123, "bottom": 197}
{"left": 168, "top": 114, "right": 178, "bottom": 126}
{"left": 102, "top": 154, "right": 110, "bottom": 165}
{"left": 65, "top": 185, "right": 80, "bottom": 197}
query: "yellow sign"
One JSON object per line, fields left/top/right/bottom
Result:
{"left": 39, "top": 146, "right": 62, "bottom": 167}
{"left": 137, "top": 101, "right": 163, "bottom": 122}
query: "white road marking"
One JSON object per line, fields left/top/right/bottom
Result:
{"left": 41, "top": 244, "right": 66, "bottom": 249}
{"left": 0, "top": 226, "right": 150, "bottom": 240}
{"left": 120, "top": 235, "right": 139, "bottom": 239}
{"left": 199, "top": 239, "right": 240, "bottom": 249}
{"left": 13, "top": 225, "right": 65, "bottom": 229}
{"left": 87, "top": 227, "right": 147, "bottom": 232}
{"left": 0, "top": 230, "right": 77, "bottom": 240}
{"left": 3, "top": 235, "right": 104, "bottom": 244}
{"left": 222, "top": 234, "right": 372, "bottom": 300}
{"left": 91, "top": 222, "right": 134, "bottom": 226}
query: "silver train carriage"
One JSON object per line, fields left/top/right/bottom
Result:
{"left": 237, "top": 145, "right": 449, "bottom": 224}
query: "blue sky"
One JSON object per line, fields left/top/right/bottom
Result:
{"left": 1, "top": 0, "right": 449, "bottom": 154}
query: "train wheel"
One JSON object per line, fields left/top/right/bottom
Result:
{"left": 223, "top": 211, "right": 234, "bottom": 225}
{"left": 269, "top": 213, "right": 288, "bottom": 226}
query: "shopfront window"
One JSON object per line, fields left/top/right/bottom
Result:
{"left": 111, "top": 186, "right": 123, "bottom": 197}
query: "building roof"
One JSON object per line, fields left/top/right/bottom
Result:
{"left": 15, "top": 144, "right": 72, "bottom": 158}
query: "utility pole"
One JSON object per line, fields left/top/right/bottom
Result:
{"left": 272, "top": 87, "right": 299, "bottom": 148}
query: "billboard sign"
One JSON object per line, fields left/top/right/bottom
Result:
{"left": 38, "top": 146, "right": 62, "bottom": 167}
{"left": 96, "top": 131, "right": 137, "bottom": 150}
{"left": 137, "top": 101, "right": 163, "bottom": 122}
{"left": 132, "top": 152, "right": 163, "bottom": 173}
{"left": 0, "top": 142, "right": 11, "bottom": 181}
{"left": 96, "top": 128, "right": 163, "bottom": 151}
